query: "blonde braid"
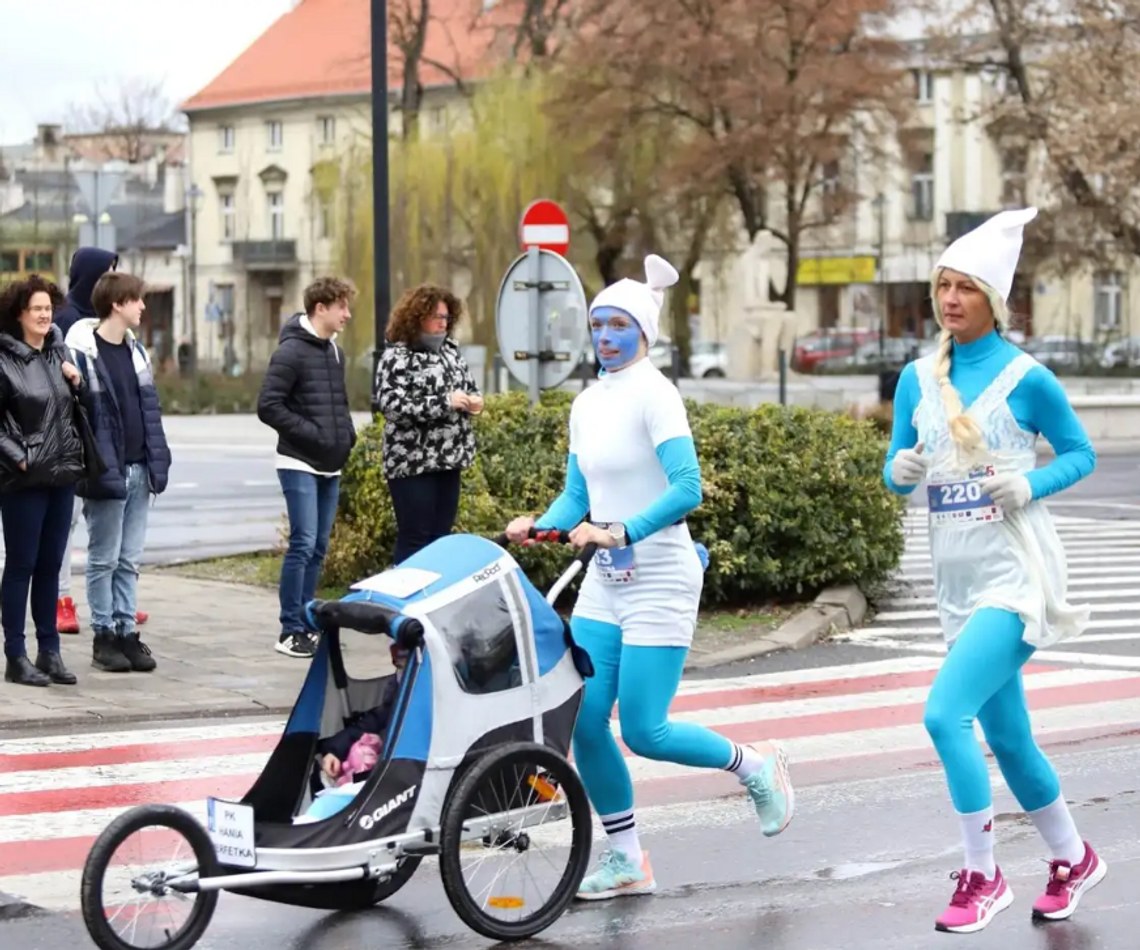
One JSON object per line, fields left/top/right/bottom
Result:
{"left": 928, "top": 267, "right": 1010, "bottom": 459}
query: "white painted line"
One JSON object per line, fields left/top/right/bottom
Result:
{"left": 875, "top": 601, "right": 1140, "bottom": 623}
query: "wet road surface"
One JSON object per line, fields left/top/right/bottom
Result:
{"left": 3, "top": 650, "right": 1139, "bottom": 950}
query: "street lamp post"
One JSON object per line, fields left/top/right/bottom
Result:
{"left": 370, "top": 0, "right": 391, "bottom": 410}
{"left": 874, "top": 192, "right": 886, "bottom": 357}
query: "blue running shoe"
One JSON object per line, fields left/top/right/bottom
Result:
{"left": 741, "top": 741, "right": 795, "bottom": 836}
{"left": 575, "top": 849, "right": 657, "bottom": 901}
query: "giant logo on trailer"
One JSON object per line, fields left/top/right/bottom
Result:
{"left": 358, "top": 785, "right": 418, "bottom": 830}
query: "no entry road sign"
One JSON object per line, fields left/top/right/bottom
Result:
{"left": 519, "top": 199, "right": 570, "bottom": 256}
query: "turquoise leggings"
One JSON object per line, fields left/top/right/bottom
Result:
{"left": 923, "top": 607, "right": 1061, "bottom": 814}
{"left": 571, "top": 617, "right": 735, "bottom": 815}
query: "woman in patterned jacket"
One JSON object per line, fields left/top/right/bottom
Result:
{"left": 375, "top": 285, "right": 483, "bottom": 563}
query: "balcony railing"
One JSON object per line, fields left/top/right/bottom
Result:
{"left": 231, "top": 240, "right": 297, "bottom": 270}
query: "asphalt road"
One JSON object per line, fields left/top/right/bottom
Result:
{"left": 0, "top": 413, "right": 376, "bottom": 570}
{"left": 3, "top": 643, "right": 1139, "bottom": 950}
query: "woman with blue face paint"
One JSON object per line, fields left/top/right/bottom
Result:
{"left": 504, "top": 254, "right": 794, "bottom": 901}
{"left": 884, "top": 208, "right": 1105, "bottom": 934}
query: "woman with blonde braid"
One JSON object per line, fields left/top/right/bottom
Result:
{"left": 884, "top": 208, "right": 1105, "bottom": 934}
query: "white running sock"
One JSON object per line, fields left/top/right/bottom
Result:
{"left": 725, "top": 741, "right": 767, "bottom": 778}
{"left": 1027, "top": 795, "right": 1085, "bottom": 865}
{"left": 599, "top": 809, "right": 643, "bottom": 866}
{"left": 958, "top": 806, "right": 997, "bottom": 878}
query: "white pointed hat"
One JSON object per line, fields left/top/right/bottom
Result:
{"left": 588, "top": 254, "right": 679, "bottom": 347}
{"left": 934, "top": 207, "right": 1038, "bottom": 301}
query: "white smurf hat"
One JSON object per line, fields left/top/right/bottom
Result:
{"left": 934, "top": 207, "right": 1038, "bottom": 301}
{"left": 588, "top": 254, "right": 679, "bottom": 347}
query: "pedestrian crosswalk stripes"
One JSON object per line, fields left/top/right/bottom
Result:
{"left": 4, "top": 654, "right": 1140, "bottom": 913}
{"left": 841, "top": 509, "right": 1140, "bottom": 654}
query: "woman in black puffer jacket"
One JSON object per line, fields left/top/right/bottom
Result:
{"left": 0, "top": 275, "right": 89, "bottom": 687}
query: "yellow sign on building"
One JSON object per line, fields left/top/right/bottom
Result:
{"left": 796, "top": 256, "right": 877, "bottom": 285}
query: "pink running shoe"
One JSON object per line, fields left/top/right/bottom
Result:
{"left": 1032, "top": 841, "right": 1107, "bottom": 921}
{"left": 934, "top": 867, "right": 1014, "bottom": 934}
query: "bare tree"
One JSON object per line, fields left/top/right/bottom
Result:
{"left": 65, "top": 76, "right": 176, "bottom": 163}
{"left": 571, "top": 0, "right": 909, "bottom": 309}
{"left": 923, "top": 0, "right": 1140, "bottom": 274}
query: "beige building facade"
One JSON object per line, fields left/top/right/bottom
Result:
{"left": 695, "top": 62, "right": 1134, "bottom": 349}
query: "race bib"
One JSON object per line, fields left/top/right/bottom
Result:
{"left": 594, "top": 544, "right": 636, "bottom": 584}
{"left": 927, "top": 465, "right": 1003, "bottom": 528}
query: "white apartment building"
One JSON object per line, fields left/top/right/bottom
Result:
{"left": 696, "top": 60, "right": 1133, "bottom": 346}
{"left": 181, "top": 0, "right": 479, "bottom": 372}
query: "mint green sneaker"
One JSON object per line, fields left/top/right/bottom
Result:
{"left": 575, "top": 849, "right": 657, "bottom": 901}
{"left": 742, "top": 741, "right": 795, "bottom": 836}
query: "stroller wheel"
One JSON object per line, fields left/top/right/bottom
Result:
{"left": 81, "top": 804, "right": 220, "bottom": 950}
{"left": 439, "top": 741, "right": 591, "bottom": 941}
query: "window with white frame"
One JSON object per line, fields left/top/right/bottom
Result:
{"left": 318, "top": 115, "right": 335, "bottom": 146}
{"left": 268, "top": 191, "right": 285, "bottom": 240}
{"left": 219, "top": 125, "right": 235, "bottom": 152}
{"left": 220, "top": 193, "right": 236, "bottom": 240}
{"left": 267, "top": 120, "right": 283, "bottom": 151}
{"left": 913, "top": 69, "right": 934, "bottom": 104}
{"left": 911, "top": 152, "right": 934, "bottom": 220}
{"left": 1094, "top": 271, "right": 1123, "bottom": 331}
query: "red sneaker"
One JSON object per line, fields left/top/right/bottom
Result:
{"left": 934, "top": 867, "right": 1013, "bottom": 934}
{"left": 57, "top": 597, "right": 79, "bottom": 634}
{"left": 136, "top": 611, "right": 148, "bottom": 625}
{"left": 1032, "top": 841, "right": 1107, "bottom": 921}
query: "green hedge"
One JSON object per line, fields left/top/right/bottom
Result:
{"left": 322, "top": 390, "right": 906, "bottom": 607}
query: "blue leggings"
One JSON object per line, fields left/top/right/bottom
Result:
{"left": 924, "top": 607, "right": 1061, "bottom": 814}
{"left": 571, "top": 618, "right": 735, "bottom": 815}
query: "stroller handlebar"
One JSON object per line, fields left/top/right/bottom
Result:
{"left": 491, "top": 527, "right": 598, "bottom": 564}
{"left": 305, "top": 598, "right": 424, "bottom": 648}
{"left": 492, "top": 528, "right": 599, "bottom": 605}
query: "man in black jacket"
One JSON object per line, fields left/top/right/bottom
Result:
{"left": 257, "top": 277, "right": 357, "bottom": 658}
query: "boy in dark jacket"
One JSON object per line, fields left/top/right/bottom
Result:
{"left": 53, "top": 248, "right": 152, "bottom": 635}
{"left": 65, "top": 272, "right": 172, "bottom": 673}
{"left": 257, "top": 277, "right": 357, "bottom": 659}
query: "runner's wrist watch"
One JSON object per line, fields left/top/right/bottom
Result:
{"left": 608, "top": 523, "right": 628, "bottom": 548}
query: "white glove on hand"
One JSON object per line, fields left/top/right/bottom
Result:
{"left": 890, "top": 441, "right": 931, "bottom": 486}
{"left": 979, "top": 473, "right": 1033, "bottom": 512}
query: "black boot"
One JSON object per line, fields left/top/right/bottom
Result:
{"left": 92, "top": 630, "right": 131, "bottom": 672}
{"left": 35, "top": 651, "right": 77, "bottom": 685}
{"left": 119, "top": 633, "right": 157, "bottom": 673}
{"left": 4, "top": 655, "right": 50, "bottom": 687}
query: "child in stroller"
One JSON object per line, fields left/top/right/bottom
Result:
{"left": 295, "top": 644, "right": 409, "bottom": 823}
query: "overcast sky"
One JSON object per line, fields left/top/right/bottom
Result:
{"left": 0, "top": 0, "right": 293, "bottom": 146}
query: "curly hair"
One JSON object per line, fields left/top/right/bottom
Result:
{"left": 0, "top": 274, "right": 64, "bottom": 340}
{"left": 386, "top": 283, "right": 463, "bottom": 346}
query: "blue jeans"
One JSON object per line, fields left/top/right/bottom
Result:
{"left": 278, "top": 470, "right": 339, "bottom": 635}
{"left": 84, "top": 463, "right": 150, "bottom": 634}
{"left": 1, "top": 485, "right": 76, "bottom": 659}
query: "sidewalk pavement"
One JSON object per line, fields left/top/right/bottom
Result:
{"left": 0, "top": 573, "right": 383, "bottom": 732}
{"left": 0, "top": 570, "right": 847, "bottom": 734}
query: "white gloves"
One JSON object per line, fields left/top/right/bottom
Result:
{"left": 891, "top": 441, "right": 931, "bottom": 486}
{"left": 980, "top": 473, "right": 1033, "bottom": 512}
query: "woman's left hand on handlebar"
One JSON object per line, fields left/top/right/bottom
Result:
{"left": 569, "top": 522, "right": 614, "bottom": 550}
{"left": 504, "top": 515, "right": 535, "bottom": 543}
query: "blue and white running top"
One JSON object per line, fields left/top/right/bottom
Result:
{"left": 539, "top": 357, "right": 704, "bottom": 647}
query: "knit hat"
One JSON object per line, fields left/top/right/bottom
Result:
{"left": 933, "top": 207, "right": 1038, "bottom": 301}
{"left": 588, "top": 254, "right": 680, "bottom": 347}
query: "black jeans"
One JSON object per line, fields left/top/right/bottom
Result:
{"left": 388, "top": 468, "right": 462, "bottom": 564}
{"left": 1, "top": 485, "right": 76, "bottom": 659}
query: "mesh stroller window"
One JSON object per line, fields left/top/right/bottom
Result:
{"left": 428, "top": 580, "right": 523, "bottom": 695}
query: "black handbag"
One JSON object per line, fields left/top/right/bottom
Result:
{"left": 71, "top": 394, "right": 107, "bottom": 480}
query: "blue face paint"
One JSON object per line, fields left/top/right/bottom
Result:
{"left": 590, "top": 306, "right": 643, "bottom": 371}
